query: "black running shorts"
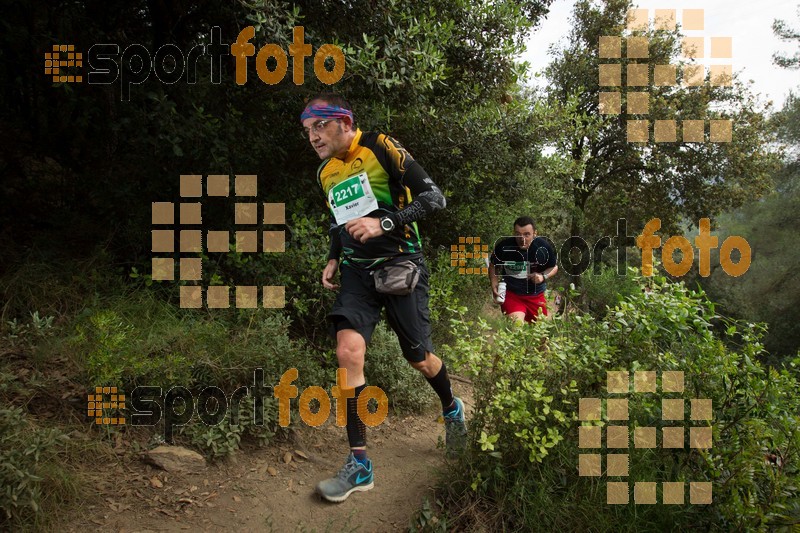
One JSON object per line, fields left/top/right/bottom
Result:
{"left": 327, "top": 257, "right": 434, "bottom": 363}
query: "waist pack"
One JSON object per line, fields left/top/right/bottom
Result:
{"left": 373, "top": 260, "right": 421, "bottom": 296}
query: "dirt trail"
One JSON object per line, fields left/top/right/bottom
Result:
{"left": 63, "top": 394, "right": 469, "bottom": 533}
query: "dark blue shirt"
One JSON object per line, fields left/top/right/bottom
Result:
{"left": 490, "top": 236, "right": 557, "bottom": 296}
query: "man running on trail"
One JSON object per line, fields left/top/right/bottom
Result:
{"left": 300, "top": 93, "right": 467, "bottom": 503}
{"left": 489, "top": 216, "right": 558, "bottom": 323}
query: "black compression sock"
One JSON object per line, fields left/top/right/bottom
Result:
{"left": 346, "top": 384, "right": 367, "bottom": 448}
{"left": 425, "top": 363, "right": 455, "bottom": 412}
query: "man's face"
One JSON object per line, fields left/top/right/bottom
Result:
{"left": 302, "top": 115, "right": 351, "bottom": 160}
{"left": 513, "top": 224, "right": 536, "bottom": 249}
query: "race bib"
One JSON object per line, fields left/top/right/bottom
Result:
{"left": 503, "top": 260, "right": 529, "bottom": 279}
{"left": 328, "top": 172, "right": 379, "bottom": 225}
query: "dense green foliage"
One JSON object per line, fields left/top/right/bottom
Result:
{"left": 700, "top": 93, "right": 800, "bottom": 357}
{"left": 0, "top": 314, "right": 83, "bottom": 531}
{"left": 697, "top": 11, "right": 800, "bottom": 357}
{"left": 0, "top": 0, "right": 553, "bottom": 268}
{"left": 543, "top": 0, "right": 777, "bottom": 252}
{"left": 435, "top": 271, "right": 800, "bottom": 531}
{"left": 0, "top": 406, "right": 71, "bottom": 526}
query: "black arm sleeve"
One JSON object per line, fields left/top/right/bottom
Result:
{"left": 327, "top": 218, "right": 342, "bottom": 261}
{"left": 388, "top": 162, "right": 447, "bottom": 227}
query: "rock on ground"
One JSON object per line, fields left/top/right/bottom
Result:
{"left": 145, "top": 445, "right": 206, "bottom": 473}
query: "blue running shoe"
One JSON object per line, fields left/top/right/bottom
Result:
{"left": 316, "top": 452, "right": 374, "bottom": 502}
{"left": 444, "top": 397, "right": 467, "bottom": 457}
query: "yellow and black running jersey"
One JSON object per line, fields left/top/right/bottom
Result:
{"left": 318, "top": 129, "right": 426, "bottom": 268}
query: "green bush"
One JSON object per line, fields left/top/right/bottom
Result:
{"left": 0, "top": 256, "right": 125, "bottom": 326}
{"left": 76, "top": 308, "right": 191, "bottom": 388}
{"left": 427, "top": 248, "right": 486, "bottom": 347}
{"left": 579, "top": 264, "right": 642, "bottom": 316}
{"left": 182, "top": 394, "right": 280, "bottom": 459}
{"left": 71, "top": 291, "right": 328, "bottom": 388}
{"left": 70, "top": 298, "right": 319, "bottom": 456}
{"left": 0, "top": 406, "right": 71, "bottom": 528}
{"left": 439, "top": 271, "right": 800, "bottom": 531}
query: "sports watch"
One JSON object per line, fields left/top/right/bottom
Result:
{"left": 379, "top": 216, "right": 395, "bottom": 233}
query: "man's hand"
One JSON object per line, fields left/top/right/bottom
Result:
{"left": 322, "top": 259, "right": 340, "bottom": 290}
{"left": 528, "top": 272, "right": 545, "bottom": 284}
{"left": 491, "top": 284, "right": 499, "bottom": 300}
{"left": 344, "top": 217, "right": 383, "bottom": 243}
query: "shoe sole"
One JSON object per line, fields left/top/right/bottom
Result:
{"left": 317, "top": 481, "right": 374, "bottom": 503}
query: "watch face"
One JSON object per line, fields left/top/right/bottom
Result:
{"left": 381, "top": 218, "right": 393, "bottom": 231}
